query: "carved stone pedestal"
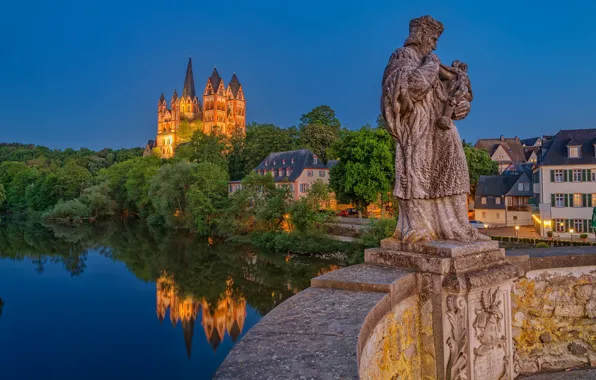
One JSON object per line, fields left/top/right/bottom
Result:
{"left": 365, "top": 238, "right": 523, "bottom": 380}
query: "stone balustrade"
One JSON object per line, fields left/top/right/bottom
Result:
{"left": 214, "top": 247, "right": 596, "bottom": 380}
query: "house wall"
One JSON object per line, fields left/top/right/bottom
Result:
{"left": 475, "top": 209, "right": 532, "bottom": 226}
{"left": 536, "top": 165, "right": 596, "bottom": 236}
{"left": 294, "top": 168, "right": 330, "bottom": 200}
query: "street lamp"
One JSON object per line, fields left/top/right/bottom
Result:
{"left": 515, "top": 225, "right": 520, "bottom": 238}
{"left": 570, "top": 228, "right": 574, "bottom": 242}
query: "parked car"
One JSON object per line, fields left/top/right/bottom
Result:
{"left": 337, "top": 208, "right": 358, "bottom": 217}
{"left": 470, "top": 220, "right": 488, "bottom": 229}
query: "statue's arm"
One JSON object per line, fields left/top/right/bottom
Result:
{"left": 400, "top": 54, "right": 440, "bottom": 101}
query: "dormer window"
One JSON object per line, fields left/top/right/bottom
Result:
{"left": 568, "top": 146, "right": 580, "bottom": 158}
{"left": 282, "top": 159, "right": 286, "bottom": 165}
{"left": 265, "top": 161, "right": 268, "bottom": 167}
{"left": 273, "top": 160, "right": 276, "bottom": 166}
{"left": 313, "top": 155, "right": 318, "bottom": 165}
{"left": 291, "top": 157, "right": 295, "bottom": 164}
{"left": 286, "top": 168, "right": 291, "bottom": 176}
{"left": 278, "top": 168, "right": 283, "bottom": 176}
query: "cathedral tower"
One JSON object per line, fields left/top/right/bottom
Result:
{"left": 226, "top": 73, "right": 246, "bottom": 135}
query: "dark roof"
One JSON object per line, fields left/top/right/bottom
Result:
{"left": 539, "top": 129, "right": 596, "bottom": 166}
{"left": 521, "top": 137, "right": 540, "bottom": 146}
{"left": 254, "top": 149, "right": 332, "bottom": 182}
{"left": 172, "top": 89, "right": 178, "bottom": 101}
{"left": 474, "top": 172, "right": 532, "bottom": 209}
{"left": 159, "top": 92, "right": 165, "bottom": 103}
{"left": 228, "top": 73, "right": 241, "bottom": 98}
{"left": 208, "top": 67, "right": 222, "bottom": 92}
{"left": 567, "top": 138, "right": 581, "bottom": 146}
{"left": 474, "top": 136, "right": 526, "bottom": 163}
{"left": 475, "top": 175, "right": 519, "bottom": 197}
{"left": 182, "top": 57, "right": 196, "bottom": 99}
{"left": 524, "top": 146, "right": 539, "bottom": 161}
{"left": 146, "top": 140, "right": 155, "bottom": 149}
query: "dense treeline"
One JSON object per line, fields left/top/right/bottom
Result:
{"left": 0, "top": 105, "right": 496, "bottom": 258}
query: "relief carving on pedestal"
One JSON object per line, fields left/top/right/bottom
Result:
{"left": 446, "top": 295, "right": 468, "bottom": 380}
{"left": 473, "top": 287, "right": 509, "bottom": 380}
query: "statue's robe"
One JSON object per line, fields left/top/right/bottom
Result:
{"left": 382, "top": 46, "right": 485, "bottom": 242}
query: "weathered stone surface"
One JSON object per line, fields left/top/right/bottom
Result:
{"left": 521, "top": 369, "right": 596, "bottom": 379}
{"left": 587, "top": 299, "right": 596, "bottom": 319}
{"left": 215, "top": 287, "right": 386, "bottom": 380}
{"left": 310, "top": 263, "right": 412, "bottom": 294}
{"left": 365, "top": 247, "right": 451, "bottom": 274}
{"left": 381, "top": 15, "right": 490, "bottom": 243}
{"left": 512, "top": 267, "right": 596, "bottom": 375}
{"left": 359, "top": 295, "right": 421, "bottom": 379}
{"left": 381, "top": 237, "right": 499, "bottom": 257}
{"left": 442, "top": 263, "right": 522, "bottom": 292}
{"left": 507, "top": 247, "right": 596, "bottom": 271}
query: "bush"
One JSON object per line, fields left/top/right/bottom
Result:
{"left": 534, "top": 242, "right": 550, "bottom": 248}
{"left": 580, "top": 233, "right": 588, "bottom": 239}
{"left": 250, "top": 231, "right": 353, "bottom": 255}
{"left": 360, "top": 218, "right": 397, "bottom": 248}
{"left": 547, "top": 231, "right": 553, "bottom": 238}
{"left": 42, "top": 199, "right": 91, "bottom": 221}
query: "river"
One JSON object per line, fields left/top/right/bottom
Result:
{"left": 0, "top": 219, "right": 341, "bottom": 379}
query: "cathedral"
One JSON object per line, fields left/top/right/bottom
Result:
{"left": 144, "top": 57, "right": 246, "bottom": 158}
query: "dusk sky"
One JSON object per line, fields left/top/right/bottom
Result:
{"left": 2, "top": 0, "right": 595, "bottom": 150}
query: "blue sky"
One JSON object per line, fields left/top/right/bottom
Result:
{"left": 1, "top": 0, "right": 595, "bottom": 150}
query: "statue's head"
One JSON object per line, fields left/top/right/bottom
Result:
{"left": 405, "top": 15, "right": 444, "bottom": 55}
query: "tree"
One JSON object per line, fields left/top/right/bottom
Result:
{"left": 80, "top": 182, "right": 114, "bottom": 218}
{"left": 329, "top": 126, "right": 395, "bottom": 216}
{"left": 299, "top": 123, "right": 338, "bottom": 163}
{"left": 299, "top": 105, "right": 341, "bottom": 133}
{"left": 186, "top": 163, "right": 229, "bottom": 235}
{"left": 0, "top": 184, "right": 5, "bottom": 207}
{"left": 243, "top": 123, "right": 300, "bottom": 173}
{"left": 148, "top": 161, "right": 199, "bottom": 228}
{"left": 463, "top": 143, "right": 499, "bottom": 196}
{"left": 227, "top": 128, "right": 248, "bottom": 181}
{"left": 57, "top": 161, "right": 92, "bottom": 200}
{"left": 306, "top": 179, "right": 330, "bottom": 210}
{"left": 176, "top": 131, "right": 227, "bottom": 170}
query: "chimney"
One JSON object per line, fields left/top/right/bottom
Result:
{"left": 500, "top": 135, "right": 505, "bottom": 142}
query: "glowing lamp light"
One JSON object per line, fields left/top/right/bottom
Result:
{"left": 515, "top": 225, "right": 520, "bottom": 230}
{"left": 544, "top": 220, "right": 551, "bottom": 226}
{"left": 570, "top": 228, "right": 575, "bottom": 234}
{"left": 483, "top": 224, "right": 488, "bottom": 229}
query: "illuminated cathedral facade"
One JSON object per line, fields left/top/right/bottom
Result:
{"left": 144, "top": 57, "right": 246, "bottom": 158}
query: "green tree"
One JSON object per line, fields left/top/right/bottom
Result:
{"left": 227, "top": 128, "right": 248, "bottom": 181}
{"left": 306, "top": 179, "right": 330, "bottom": 210}
{"left": 148, "top": 161, "right": 199, "bottom": 228}
{"left": 299, "top": 105, "right": 341, "bottom": 133}
{"left": 80, "top": 182, "right": 114, "bottom": 218}
{"left": 463, "top": 143, "right": 499, "bottom": 196}
{"left": 299, "top": 123, "right": 338, "bottom": 163}
{"left": 187, "top": 163, "right": 230, "bottom": 235}
{"left": 329, "top": 126, "right": 395, "bottom": 216}
{"left": 243, "top": 123, "right": 300, "bottom": 173}
{"left": 176, "top": 131, "right": 227, "bottom": 169}
{"left": 0, "top": 184, "right": 6, "bottom": 207}
{"left": 57, "top": 161, "right": 92, "bottom": 200}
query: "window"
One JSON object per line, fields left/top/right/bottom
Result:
{"left": 554, "top": 170, "right": 564, "bottom": 182}
{"left": 313, "top": 156, "right": 318, "bottom": 165}
{"left": 556, "top": 219, "right": 565, "bottom": 232}
{"left": 573, "top": 169, "right": 582, "bottom": 182}
{"left": 278, "top": 168, "right": 283, "bottom": 176}
{"left": 286, "top": 168, "right": 291, "bottom": 176}
{"left": 496, "top": 213, "right": 500, "bottom": 219}
{"left": 574, "top": 219, "right": 583, "bottom": 233}
{"left": 555, "top": 194, "right": 564, "bottom": 207}
{"left": 481, "top": 197, "right": 487, "bottom": 205}
{"left": 592, "top": 171, "right": 596, "bottom": 182}
{"left": 574, "top": 193, "right": 583, "bottom": 207}
{"left": 518, "top": 183, "right": 523, "bottom": 191}
{"left": 300, "top": 183, "right": 310, "bottom": 193}
{"left": 307, "top": 170, "right": 314, "bottom": 177}
{"left": 569, "top": 146, "right": 580, "bottom": 158}
{"left": 291, "top": 157, "right": 295, "bottom": 164}
{"left": 319, "top": 171, "right": 326, "bottom": 177}
{"left": 593, "top": 194, "right": 596, "bottom": 206}
{"left": 524, "top": 183, "right": 530, "bottom": 191}
{"left": 282, "top": 159, "right": 286, "bottom": 165}
{"left": 273, "top": 160, "right": 276, "bottom": 166}
{"left": 495, "top": 197, "right": 501, "bottom": 205}
{"left": 482, "top": 212, "right": 486, "bottom": 218}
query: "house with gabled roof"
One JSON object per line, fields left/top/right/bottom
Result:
{"left": 229, "top": 149, "right": 338, "bottom": 200}
{"left": 474, "top": 172, "right": 533, "bottom": 227}
{"left": 475, "top": 135, "right": 543, "bottom": 173}
{"left": 532, "top": 129, "right": 596, "bottom": 237}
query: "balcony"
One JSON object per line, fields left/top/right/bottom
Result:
{"left": 507, "top": 205, "right": 530, "bottom": 212}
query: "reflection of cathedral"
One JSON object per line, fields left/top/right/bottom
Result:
{"left": 156, "top": 274, "right": 247, "bottom": 356}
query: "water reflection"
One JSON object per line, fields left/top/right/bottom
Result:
{"left": 157, "top": 275, "right": 247, "bottom": 356}
{"left": 0, "top": 218, "right": 341, "bottom": 379}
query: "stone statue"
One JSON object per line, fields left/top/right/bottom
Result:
{"left": 381, "top": 15, "right": 489, "bottom": 243}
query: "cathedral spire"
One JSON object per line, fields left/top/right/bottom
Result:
{"left": 182, "top": 56, "right": 196, "bottom": 99}
{"left": 228, "top": 73, "right": 241, "bottom": 98}
{"left": 209, "top": 66, "right": 222, "bottom": 91}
